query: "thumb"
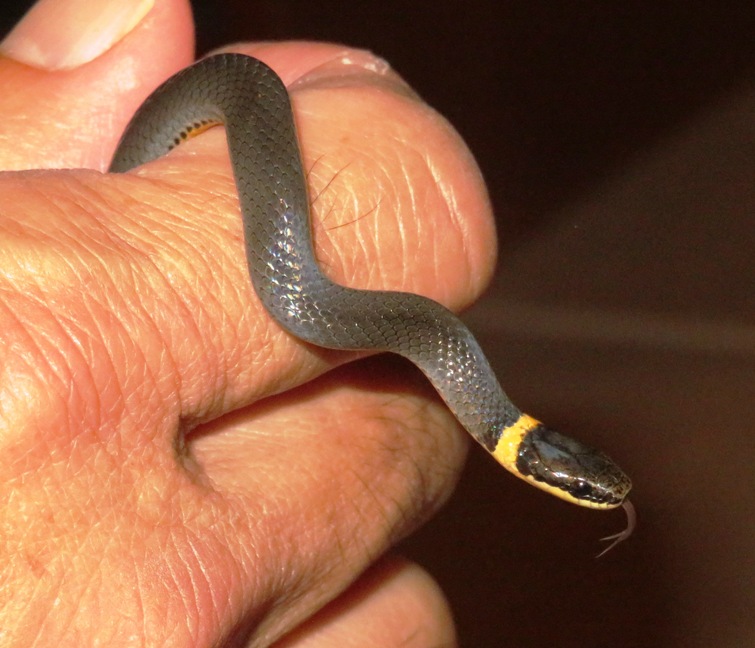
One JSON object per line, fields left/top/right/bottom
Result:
{"left": 0, "top": 0, "right": 194, "bottom": 171}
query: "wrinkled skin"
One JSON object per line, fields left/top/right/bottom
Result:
{"left": 0, "top": 0, "right": 496, "bottom": 645}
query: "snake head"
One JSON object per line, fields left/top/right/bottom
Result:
{"left": 514, "top": 424, "right": 632, "bottom": 509}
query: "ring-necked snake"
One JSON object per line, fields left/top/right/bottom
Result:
{"left": 110, "top": 53, "right": 634, "bottom": 555}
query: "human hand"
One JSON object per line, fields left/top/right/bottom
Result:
{"left": 0, "top": 0, "right": 496, "bottom": 645}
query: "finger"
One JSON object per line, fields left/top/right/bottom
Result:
{"left": 104, "top": 40, "right": 496, "bottom": 422}
{"left": 273, "top": 557, "right": 457, "bottom": 648}
{"left": 221, "top": 42, "right": 497, "bottom": 313}
{"left": 191, "top": 355, "right": 468, "bottom": 554}
{"left": 120, "top": 359, "right": 465, "bottom": 646}
{"left": 188, "top": 351, "right": 468, "bottom": 641}
{"left": 0, "top": 0, "right": 194, "bottom": 170}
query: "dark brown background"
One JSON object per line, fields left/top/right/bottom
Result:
{"left": 3, "top": 2, "right": 754, "bottom": 646}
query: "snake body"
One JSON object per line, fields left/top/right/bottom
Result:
{"left": 110, "top": 54, "right": 633, "bottom": 549}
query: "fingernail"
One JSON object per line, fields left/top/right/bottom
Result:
{"left": 0, "top": 0, "right": 154, "bottom": 70}
{"left": 290, "top": 49, "right": 419, "bottom": 100}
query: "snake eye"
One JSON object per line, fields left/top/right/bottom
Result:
{"left": 571, "top": 481, "right": 593, "bottom": 498}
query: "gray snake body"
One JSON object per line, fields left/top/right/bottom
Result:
{"left": 110, "top": 54, "right": 634, "bottom": 551}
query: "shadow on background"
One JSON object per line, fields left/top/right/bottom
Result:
{"left": 2, "top": 2, "right": 753, "bottom": 646}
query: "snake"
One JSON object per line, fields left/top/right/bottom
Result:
{"left": 109, "top": 53, "right": 634, "bottom": 554}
